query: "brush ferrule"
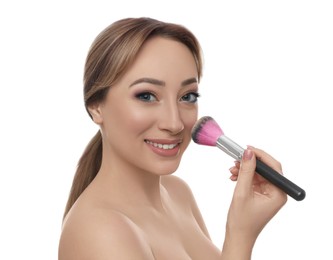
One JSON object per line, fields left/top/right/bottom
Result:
{"left": 216, "top": 135, "right": 245, "bottom": 161}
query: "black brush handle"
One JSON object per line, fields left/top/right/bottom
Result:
{"left": 255, "top": 159, "right": 306, "bottom": 201}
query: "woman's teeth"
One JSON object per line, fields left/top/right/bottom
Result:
{"left": 145, "top": 140, "right": 178, "bottom": 150}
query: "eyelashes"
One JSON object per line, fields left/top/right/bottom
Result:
{"left": 135, "top": 91, "right": 200, "bottom": 103}
{"left": 181, "top": 92, "right": 200, "bottom": 103}
{"left": 135, "top": 92, "right": 157, "bottom": 102}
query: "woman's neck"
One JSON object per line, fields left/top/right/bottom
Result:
{"left": 93, "top": 159, "right": 167, "bottom": 212}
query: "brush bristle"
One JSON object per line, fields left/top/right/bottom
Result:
{"left": 191, "top": 116, "right": 224, "bottom": 146}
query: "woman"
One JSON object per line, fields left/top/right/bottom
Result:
{"left": 58, "top": 17, "right": 287, "bottom": 259}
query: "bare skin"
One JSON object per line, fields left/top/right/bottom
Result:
{"left": 59, "top": 147, "right": 286, "bottom": 260}
{"left": 60, "top": 174, "right": 221, "bottom": 259}
{"left": 58, "top": 37, "right": 287, "bottom": 259}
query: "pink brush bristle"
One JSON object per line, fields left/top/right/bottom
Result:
{"left": 191, "top": 116, "right": 224, "bottom": 146}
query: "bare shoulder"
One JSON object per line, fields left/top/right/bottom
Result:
{"left": 161, "top": 175, "right": 194, "bottom": 199}
{"left": 161, "top": 175, "right": 212, "bottom": 239}
{"left": 59, "top": 207, "right": 154, "bottom": 260}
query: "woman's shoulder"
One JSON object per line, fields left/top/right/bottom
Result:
{"left": 162, "top": 175, "right": 202, "bottom": 215}
{"left": 59, "top": 204, "right": 154, "bottom": 259}
{"left": 161, "top": 175, "right": 192, "bottom": 194}
{"left": 162, "top": 175, "right": 212, "bottom": 239}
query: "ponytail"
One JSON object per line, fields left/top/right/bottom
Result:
{"left": 63, "top": 131, "right": 102, "bottom": 220}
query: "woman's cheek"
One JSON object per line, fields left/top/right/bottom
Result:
{"left": 183, "top": 107, "right": 198, "bottom": 129}
{"left": 124, "top": 106, "right": 155, "bottom": 132}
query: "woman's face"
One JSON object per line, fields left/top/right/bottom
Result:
{"left": 91, "top": 37, "right": 199, "bottom": 175}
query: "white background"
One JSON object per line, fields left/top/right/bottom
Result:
{"left": 1, "top": 0, "right": 332, "bottom": 259}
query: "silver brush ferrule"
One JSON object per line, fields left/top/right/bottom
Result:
{"left": 216, "top": 135, "right": 245, "bottom": 161}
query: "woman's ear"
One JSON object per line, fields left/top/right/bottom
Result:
{"left": 87, "top": 103, "right": 103, "bottom": 124}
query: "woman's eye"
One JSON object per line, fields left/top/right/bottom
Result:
{"left": 135, "top": 92, "right": 157, "bottom": 102}
{"left": 181, "top": 92, "right": 200, "bottom": 103}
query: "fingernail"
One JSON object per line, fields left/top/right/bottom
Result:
{"left": 243, "top": 149, "right": 253, "bottom": 160}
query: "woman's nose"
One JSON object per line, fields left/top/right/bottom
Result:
{"left": 158, "top": 102, "right": 184, "bottom": 135}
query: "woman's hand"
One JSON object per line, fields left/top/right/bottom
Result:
{"left": 222, "top": 146, "right": 287, "bottom": 259}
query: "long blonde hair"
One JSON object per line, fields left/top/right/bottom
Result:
{"left": 63, "top": 17, "right": 203, "bottom": 220}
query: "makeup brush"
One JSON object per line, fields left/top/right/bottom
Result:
{"left": 191, "top": 116, "right": 306, "bottom": 201}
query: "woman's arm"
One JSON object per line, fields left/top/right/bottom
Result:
{"left": 221, "top": 147, "right": 288, "bottom": 260}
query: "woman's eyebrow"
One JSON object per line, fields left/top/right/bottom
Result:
{"left": 129, "top": 78, "right": 165, "bottom": 87}
{"left": 181, "top": 77, "right": 198, "bottom": 86}
{"left": 129, "top": 77, "right": 198, "bottom": 88}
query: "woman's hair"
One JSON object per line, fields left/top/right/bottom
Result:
{"left": 63, "top": 17, "right": 203, "bottom": 220}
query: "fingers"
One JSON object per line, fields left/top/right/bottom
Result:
{"left": 231, "top": 146, "right": 288, "bottom": 202}
{"left": 248, "top": 147, "right": 288, "bottom": 202}
{"left": 229, "top": 161, "right": 240, "bottom": 181}
{"left": 228, "top": 146, "right": 288, "bottom": 233}
{"left": 247, "top": 146, "right": 283, "bottom": 175}
{"left": 229, "top": 146, "right": 283, "bottom": 182}
{"left": 234, "top": 149, "right": 256, "bottom": 195}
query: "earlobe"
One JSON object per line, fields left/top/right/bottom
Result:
{"left": 87, "top": 103, "right": 103, "bottom": 124}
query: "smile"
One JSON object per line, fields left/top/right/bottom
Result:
{"left": 144, "top": 140, "right": 179, "bottom": 150}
